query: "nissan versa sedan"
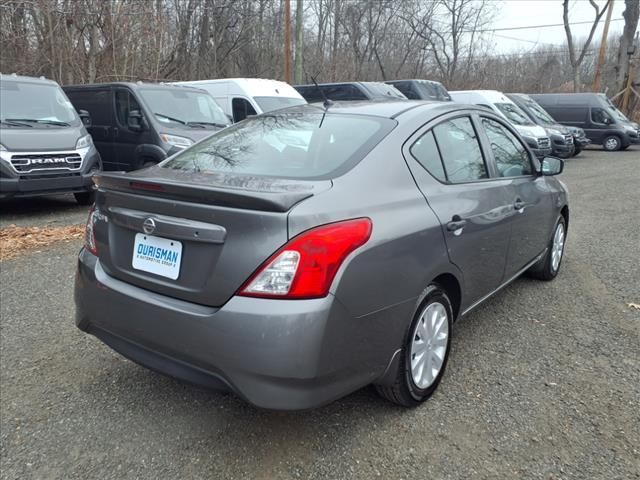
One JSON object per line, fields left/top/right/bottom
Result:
{"left": 75, "top": 101, "right": 569, "bottom": 410}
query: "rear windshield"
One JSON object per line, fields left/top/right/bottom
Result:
{"left": 162, "top": 108, "right": 395, "bottom": 179}
{"left": 253, "top": 96, "right": 306, "bottom": 113}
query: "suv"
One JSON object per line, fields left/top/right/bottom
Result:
{"left": 294, "top": 82, "right": 407, "bottom": 103}
{"left": 64, "top": 82, "right": 230, "bottom": 171}
{"left": 385, "top": 79, "right": 451, "bottom": 101}
{"left": 507, "top": 93, "right": 582, "bottom": 158}
{"left": 0, "top": 74, "right": 101, "bottom": 204}
{"left": 529, "top": 93, "right": 640, "bottom": 152}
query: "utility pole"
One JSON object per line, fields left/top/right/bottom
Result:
{"left": 294, "top": 0, "right": 303, "bottom": 84}
{"left": 592, "top": 0, "right": 614, "bottom": 92}
{"left": 284, "top": 0, "right": 292, "bottom": 84}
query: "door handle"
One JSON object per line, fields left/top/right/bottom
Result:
{"left": 446, "top": 216, "right": 467, "bottom": 233}
{"left": 514, "top": 199, "right": 524, "bottom": 210}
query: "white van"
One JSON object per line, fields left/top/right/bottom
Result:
{"left": 449, "top": 90, "right": 552, "bottom": 158}
{"left": 174, "top": 78, "right": 306, "bottom": 123}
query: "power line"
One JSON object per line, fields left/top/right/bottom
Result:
{"left": 477, "top": 18, "right": 624, "bottom": 33}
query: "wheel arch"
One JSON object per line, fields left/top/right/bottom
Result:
{"left": 432, "top": 272, "right": 462, "bottom": 321}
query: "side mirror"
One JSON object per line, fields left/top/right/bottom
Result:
{"left": 541, "top": 156, "right": 564, "bottom": 176}
{"left": 127, "top": 109, "right": 144, "bottom": 132}
{"left": 78, "top": 109, "right": 91, "bottom": 127}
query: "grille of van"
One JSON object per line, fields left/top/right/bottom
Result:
{"left": 537, "top": 137, "right": 551, "bottom": 149}
{"left": 10, "top": 153, "right": 82, "bottom": 174}
{"left": 564, "top": 134, "right": 574, "bottom": 145}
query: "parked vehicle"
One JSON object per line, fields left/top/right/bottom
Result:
{"left": 385, "top": 79, "right": 452, "bottom": 101}
{"left": 175, "top": 78, "right": 306, "bottom": 122}
{"left": 507, "top": 93, "right": 578, "bottom": 158}
{"left": 63, "top": 82, "right": 229, "bottom": 171}
{"left": 294, "top": 82, "right": 407, "bottom": 103}
{"left": 75, "top": 101, "right": 568, "bottom": 410}
{"left": 529, "top": 92, "right": 640, "bottom": 151}
{"left": 449, "top": 90, "right": 552, "bottom": 159}
{"left": 0, "top": 74, "right": 101, "bottom": 204}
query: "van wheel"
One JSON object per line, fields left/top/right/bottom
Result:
{"left": 74, "top": 191, "right": 95, "bottom": 206}
{"left": 603, "top": 135, "right": 622, "bottom": 151}
{"left": 573, "top": 147, "right": 582, "bottom": 156}
{"left": 375, "top": 285, "right": 452, "bottom": 407}
{"left": 142, "top": 160, "right": 157, "bottom": 168}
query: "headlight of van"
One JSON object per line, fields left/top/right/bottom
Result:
{"left": 76, "top": 134, "right": 93, "bottom": 150}
{"left": 160, "top": 133, "right": 194, "bottom": 149}
{"left": 521, "top": 135, "right": 537, "bottom": 147}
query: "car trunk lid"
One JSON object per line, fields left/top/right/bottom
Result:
{"left": 91, "top": 168, "right": 330, "bottom": 307}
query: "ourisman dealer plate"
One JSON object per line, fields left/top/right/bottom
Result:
{"left": 132, "top": 233, "right": 183, "bottom": 280}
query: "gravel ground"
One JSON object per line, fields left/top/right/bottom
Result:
{"left": 1, "top": 148, "right": 639, "bottom": 480}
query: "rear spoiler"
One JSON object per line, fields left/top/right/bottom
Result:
{"left": 93, "top": 172, "right": 328, "bottom": 212}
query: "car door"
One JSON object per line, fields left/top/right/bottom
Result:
{"left": 478, "top": 116, "right": 554, "bottom": 278}
{"left": 65, "top": 87, "right": 114, "bottom": 168}
{"left": 113, "top": 87, "right": 145, "bottom": 170}
{"left": 403, "top": 113, "right": 515, "bottom": 308}
{"left": 587, "top": 107, "right": 613, "bottom": 144}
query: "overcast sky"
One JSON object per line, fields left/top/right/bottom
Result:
{"left": 491, "top": 0, "right": 627, "bottom": 52}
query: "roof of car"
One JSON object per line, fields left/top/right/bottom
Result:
{"left": 62, "top": 81, "right": 207, "bottom": 93}
{"left": 0, "top": 73, "right": 59, "bottom": 86}
{"left": 292, "top": 100, "right": 483, "bottom": 119}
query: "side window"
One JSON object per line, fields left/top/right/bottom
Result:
{"left": 409, "top": 131, "right": 446, "bottom": 182}
{"left": 115, "top": 89, "right": 140, "bottom": 127}
{"left": 481, "top": 118, "right": 533, "bottom": 177}
{"left": 232, "top": 98, "right": 256, "bottom": 122}
{"left": 393, "top": 82, "right": 418, "bottom": 99}
{"left": 65, "top": 89, "right": 112, "bottom": 126}
{"left": 432, "top": 117, "right": 488, "bottom": 182}
{"left": 591, "top": 107, "right": 612, "bottom": 125}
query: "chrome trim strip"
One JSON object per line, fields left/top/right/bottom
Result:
{"left": 461, "top": 249, "right": 547, "bottom": 316}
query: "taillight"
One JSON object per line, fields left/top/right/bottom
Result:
{"left": 239, "top": 218, "right": 372, "bottom": 299}
{"left": 84, "top": 205, "right": 98, "bottom": 255}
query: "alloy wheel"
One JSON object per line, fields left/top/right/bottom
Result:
{"left": 551, "top": 223, "right": 565, "bottom": 272}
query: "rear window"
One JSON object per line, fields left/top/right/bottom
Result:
{"left": 162, "top": 108, "right": 395, "bottom": 179}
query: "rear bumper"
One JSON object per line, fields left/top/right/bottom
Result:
{"left": 74, "top": 249, "right": 390, "bottom": 410}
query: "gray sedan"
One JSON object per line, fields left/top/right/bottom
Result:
{"left": 75, "top": 101, "right": 568, "bottom": 410}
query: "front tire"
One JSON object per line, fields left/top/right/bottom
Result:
{"left": 74, "top": 191, "right": 95, "bottom": 206}
{"left": 376, "top": 285, "right": 453, "bottom": 407}
{"left": 603, "top": 135, "right": 622, "bottom": 151}
{"left": 528, "top": 216, "right": 566, "bottom": 281}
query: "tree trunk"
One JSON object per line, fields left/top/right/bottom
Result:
{"left": 294, "top": 0, "right": 304, "bottom": 83}
{"left": 615, "top": 0, "right": 640, "bottom": 92}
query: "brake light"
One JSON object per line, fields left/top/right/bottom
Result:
{"left": 84, "top": 205, "right": 98, "bottom": 255}
{"left": 239, "top": 218, "right": 372, "bottom": 299}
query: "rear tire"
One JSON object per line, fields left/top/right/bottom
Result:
{"left": 74, "top": 191, "right": 95, "bottom": 206}
{"left": 603, "top": 135, "right": 622, "bottom": 151}
{"left": 528, "top": 216, "right": 566, "bottom": 281}
{"left": 375, "top": 285, "right": 453, "bottom": 407}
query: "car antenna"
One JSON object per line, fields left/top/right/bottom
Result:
{"left": 311, "top": 75, "right": 332, "bottom": 128}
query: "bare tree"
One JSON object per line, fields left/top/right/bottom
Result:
{"left": 615, "top": 0, "right": 640, "bottom": 92}
{"left": 563, "top": 0, "right": 612, "bottom": 91}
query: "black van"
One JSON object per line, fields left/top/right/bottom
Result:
{"left": 293, "top": 82, "right": 407, "bottom": 103}
{"left": 1, "top": 74, "right": 101, "bottom": 204}
{"left": 507, "top": 93, "right": 586, "bottom": 158}
{"left": 63, "top": 82, "right": 230, "bottom": 171}
{"left": 529, "top": 93, "right": 640, "bottom": 151}
{"left": 385, "top": 79, "right": 451, "bottom": 101}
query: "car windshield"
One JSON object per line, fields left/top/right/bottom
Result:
{"left": 495, "top": 102, "right": 534, "bottom": 126}
{"left": 524, "top": 99, "right": 556, "bottom": 125}
{"left": 364, "top": 83, "right": 407, "bottom": 99}
{"left": 253, "top": 96, "right": 307, "bottom": 113}
{"left": 0, "top": 79, "right": 79, "bottom": 126}
{"left": 415, "top": 81, "right": 451, "bottom": 101}
{"left": 603, "top": 100, "right": 630, "bottom": 122}
{"left": 139, "top": 87, "right": 229, "bottom": 126}
{"left": 162, "top": 107, "right": 395, "bottom": 179}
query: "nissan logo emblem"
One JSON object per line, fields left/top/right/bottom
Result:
{"left": 142, "top": 217, "right": 156, "bottom": 235}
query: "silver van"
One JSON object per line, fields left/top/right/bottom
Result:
{"left": 0, "top": 74, "right": 101, "bottom": 204}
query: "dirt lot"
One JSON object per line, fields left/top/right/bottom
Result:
{"left": 1, "top": 148, "right": 639, "bottom": 480}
